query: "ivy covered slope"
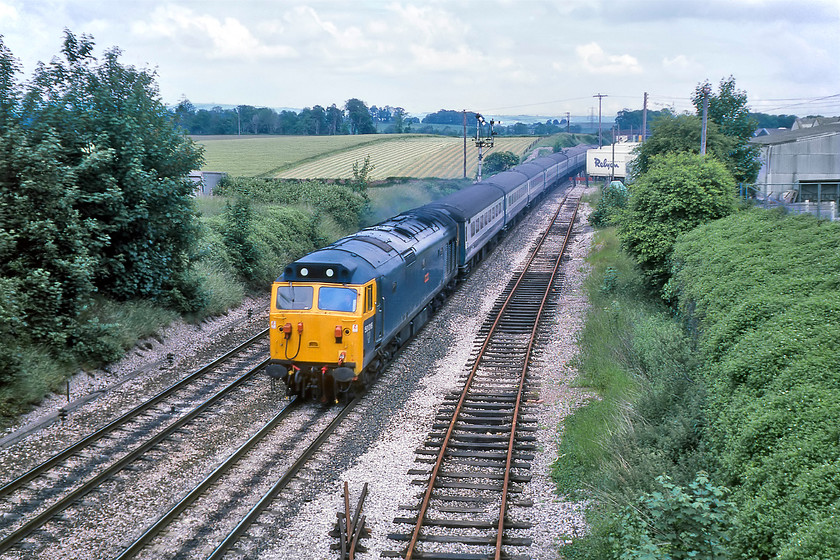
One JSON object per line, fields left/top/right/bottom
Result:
{"left": 670, "top": 209, "right": 840, "bottom": 559}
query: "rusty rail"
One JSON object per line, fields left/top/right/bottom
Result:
{"left": 401, "top": 191, "right": 581, "bottom": 560}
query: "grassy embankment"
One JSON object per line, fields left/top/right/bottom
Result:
{"left": 555, "top": 202, "right": 840, "bottom": 559}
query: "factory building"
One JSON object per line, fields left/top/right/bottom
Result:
{"left": 750, "top": 119, "right": 840, "bottom": 208}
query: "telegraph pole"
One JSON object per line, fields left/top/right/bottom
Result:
{"left": 566, "top": 111, "right": 570, "bottom": 134}
{"left": 593, "top": 93, "right": 607, "bottom": 147}
{"left": 641, "top": 92, "right": 648, "bottom": 143}
{"left": 700, "top": 85, "right": 710, "bottom": 155}
{"left": 463, "top": 110, "right": 467, "bottom": 178}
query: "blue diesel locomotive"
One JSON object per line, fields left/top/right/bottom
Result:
{"left": 265, "top": 145, "right": 588, "bottom": 400}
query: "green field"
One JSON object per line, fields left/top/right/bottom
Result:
{"left": 196, "top": 134, "right": 538, "bottom": 179}
{"left": 195, "top": 134, "right": 384, "bottom": 177}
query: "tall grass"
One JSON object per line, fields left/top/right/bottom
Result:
{"left": 0, "top": 299, "right": 181, "bottom": 425}
{"left": 554, "top": 227, "right": 712, "bottom": 559}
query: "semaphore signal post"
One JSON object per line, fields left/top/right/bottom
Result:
{"left": 474, "top": 113, "right": 498, "bottom": 182}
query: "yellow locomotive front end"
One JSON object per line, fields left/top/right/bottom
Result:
{"left": 267, "top": 279, "right": 376, "bottom": 401}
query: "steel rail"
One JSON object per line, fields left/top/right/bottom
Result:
{"left": 0, "top": 358, "right": 269, "bottom": 555}
{"left": 112, "top": 395, "right": 300, "bottom": 559}
{"left": 0, "top": 328, "right": 269, "bottom": 499}
{"left": 494, "top": 198, "right": 579, "bottom": 559}
{"left": 404, "top": 192, "right": 574, "bottom": 560}
{"left": 206, "top": 394, "right": 363, "bottom": 560}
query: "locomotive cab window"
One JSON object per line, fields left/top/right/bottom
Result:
{"left": 276, "top": 285, "right": 313, "bottom": 310}
{"left": 318, "top": 286, "right": 358, "bottom": 312}
{"left": 364, "top": 284, "right": 374, "bottom": 312}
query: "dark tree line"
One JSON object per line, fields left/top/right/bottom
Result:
{"left": 174, "top": 102, "right": 586, "bottom": 138}
{"left": 421, "top": 109, "right": 578, "bottom": 136}
{"left": 172, "top": 97, "right": 412, "bottom": 136}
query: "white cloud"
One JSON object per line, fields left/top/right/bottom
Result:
{"left": 388, "top": 4, "right": 469, "bottom": 43}
{"left": 2, "top": 0, "right": 836, "bottom": 115}
{"left": 131, "top": 5, "right": 297, "bottom": 61}
{"left": 576, "top": 42, "right": 642, "bottom": 75}
{"left": 0, "top": 1, "right": 19, "bottom": 22}
{"left": 663, "top": 55, "right": 692, "bottom": 70}
{"left": 409, "top": 43, "right": 487, "bottom": 71}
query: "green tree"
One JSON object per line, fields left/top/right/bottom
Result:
{"left": 223, "top": 198, "right": 259, "bottom": 281}
{"left": 615, "top": 107, "right": 670, "bottom": 136}
{"left": 326, "top": 104, "right": 346, "bottom": 135}
{"left": 483, "top": 151, "right": 519, "bottom": 174}
{"left": 350, "top": 155, "right": 375, "bottom": 207}
{"left": 589, "top": 180, "right": 628, "bottom": 228}
{"left": 1, "top": 29, "right": 207, "bottom": 377}
{"left": 692, "top": 76, "right": 760, "bottom": 183}
{"left": 173, "top": 96, "right": 195, "bottom": 130}
{"left": 393, "top": 107, "right": 406, "bottom": 133}
{"left": 630, "top": 114, "right": 735, "bottom": 179}
{"left": 0, "top": 34, "right": 102, "bottom": 358}
{"left": 21, "top": 30, "right": 205, "bottom": 306}
{"left": 345, "top": 98, "right": 376, "bottom": 135}
{"left": 619, "top": 152, "right": 736, "bottom": 290}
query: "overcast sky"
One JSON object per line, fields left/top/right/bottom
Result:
{"left": 2, "top": 0, "right": 839, "bottom": 120}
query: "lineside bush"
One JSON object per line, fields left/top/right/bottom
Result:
{"left": 619, "top": 152, "right": 736, "bottom": 290}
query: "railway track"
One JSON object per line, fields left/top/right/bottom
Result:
{"left": 113, "top": 395, "right": 360, "bottom": 560}
{"left": 0, "top": 330, "right": 271, "bottom": 556}
{"left": 0, "top": 315, "right": 365, "bottom": 559}
{"left": 385, "top": 188, "right": 581, "bottom": 560}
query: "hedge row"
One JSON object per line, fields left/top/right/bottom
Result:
{"left": 670, "top": 208, "right": 840, "bottom": 559}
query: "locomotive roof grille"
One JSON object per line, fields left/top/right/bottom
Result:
{"left": 351, "top": 235, "right": 395, "bottom": 253}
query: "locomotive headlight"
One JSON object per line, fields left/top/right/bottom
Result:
{"left": 326, "top": 268, "right": 334, "bottom": 278}
{"left": 300, "top": 267, "right": 309, "bottom": 277}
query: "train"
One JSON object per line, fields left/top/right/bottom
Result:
{"left": 265, "top": 144, "right": 589, "bottom": 401}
